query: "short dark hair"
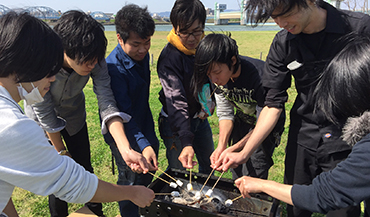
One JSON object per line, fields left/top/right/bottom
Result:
{"left": 245, "top": 0, "right": 323, "bottom": 25}
{"left": 170, "top": 0, "right": 206, "bottom": 32}
{"left": 192, "top": 33, "right": 240, "bottom": 98}
{"left": 0, "top": 12, "right": 63, "bottom": 83}
{"left": 314, "top": 33, "right": 370, "bottom": 124}
{"left": 54, "top": 10, "right": 107, "bottom": 64}
{"left": 115, "top": 4, "right": 155, "bottom": 43}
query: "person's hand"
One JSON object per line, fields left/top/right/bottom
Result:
{"left": 210, "top": 145, "right": 226, "bottom": 167}
{"left": 130, "top": 185, "right": 155, "bottom": 207}
{"left": 235, "top": 176, "right": 264, "bottom": 198}
{"left": 214, "top": 150, "right": 248, "bottom": 171}
{"left": 142, "top": 146, "right": 158, "bottom": 171}
{"left": 120, "top": 148, "right": 150, "bottom": 174}
{"left": 178, "top": 146, "right": 197, "bottom": 169}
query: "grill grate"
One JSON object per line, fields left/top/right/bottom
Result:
{"left": 139, "top": 169, "right": 281, "bottom": 217}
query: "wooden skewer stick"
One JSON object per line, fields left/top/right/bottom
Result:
{"left": 189, "top": 169, "right": 192, "bottom": 184}
{"left": 211, "top": 171, "right": 225, "bottom": 190}
{"left": 157, "top": 167, "right": 177, "bottom": 182}
{"left": 148, "top": 171, "right": 171, "bottom": 185}
{"left": 154, "top": 192, "right": 173, "bottom": 195}
{"left": 231, "top": 195, "right": 243, "bottom": 202}
{"left": 207, "top": 85, "right": 218, "bottom": 100}
{"left": 199, "top": 167, "right": 215, "bottom": 193}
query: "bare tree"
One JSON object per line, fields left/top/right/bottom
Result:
{"left": 343, "top": 0, "right": 358, "bottom": 11}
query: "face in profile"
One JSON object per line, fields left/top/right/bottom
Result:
{"left": 176, "top": 19, "right": 204, "bottom": 50}
{"left": 63, "top": 54, "right": 98, "bottom": 76}
{"left": 118, "top": 32, "right": 151, "bottom": 62}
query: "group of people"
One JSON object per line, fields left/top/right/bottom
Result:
{"left": 2, "top": 0, "right": 370, "bottom": 217}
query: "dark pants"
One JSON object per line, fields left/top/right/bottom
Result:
{"left": 158, "top": 114, "right": 214, "bottom": 175}
{"left": 108, "top": 141, "right": 157, "bottom": 217}
{"left": 231, "top": 111, "right": 284, "bottom": 180}
{"left": 284, "top": 140, "right": 360, "bottom": 217}
{"left": 48, "top": 123, "right": 103, "bottom": 217}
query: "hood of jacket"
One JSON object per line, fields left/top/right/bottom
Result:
{"left": 342, "top": 111, "right": 370, "bottom": 146}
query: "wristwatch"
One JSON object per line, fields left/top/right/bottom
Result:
{"left": 58, "top": 150, "right": 68, "bottom": 156}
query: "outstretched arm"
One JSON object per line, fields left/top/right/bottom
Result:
{"left": 235, "top": 176, "right": 293, "bottom": 205}
{"left": 90, "top": 179, "right": 154, "bottom": 208}
{"left": 107, "top": 117, "right": 150, "bottom": 173}
{"left": 217, "top": 106, "right": 282, "bottom": 171}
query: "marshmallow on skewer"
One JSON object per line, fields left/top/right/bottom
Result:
{"left": 171, "top": 191, "right": 180, "bottom": 197}
{"left": 205, "top": 189, "right": 213, "bottom": 198}
{"left": 195, "top": 191, "right": 201, "bottom": 200}
{"left": 169, "top": 182, "right": 178, "bottom": 188}
{"left": 187, "top": 183, "right": 193, "bottom": 191}
{"left": 225, "top": 199, "right": 233, "bottom": 207}
{"left": 176, "top": 180, "right": 183, "bottom": 187}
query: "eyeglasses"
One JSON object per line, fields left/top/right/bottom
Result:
{"left": 177, "top": 30, "right": 204, "bottom": 39}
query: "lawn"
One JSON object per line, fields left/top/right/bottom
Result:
{"left": 11, "top": 30, "right": 334, "bottom": 217}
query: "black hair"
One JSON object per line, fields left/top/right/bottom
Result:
{"left": 115, "top": 4, "right": 155, "bottom": 43}
{"left": 170, "top": 0, "right": 206, "bottom": 32}
{"left": 0, "top": 12, "right": 63, "bottom": 83}
{"left": 192, "top": 33, "right": 240, "bottom": 99}
{"left": 245, "top": 0, "right": 323, "bottom": 26}
{"left": 53, "top": 10, "right": 107, "bottom": 65}
{"left": 313, "top": 33, "right": 370, "bottom": 124}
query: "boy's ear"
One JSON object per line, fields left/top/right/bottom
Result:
{"left": 231, "top": 56, "right": 237, "bottom": 66}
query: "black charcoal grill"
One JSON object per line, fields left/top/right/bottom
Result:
{"left": 139, "top": 168, "right": 281, "bottom": 217}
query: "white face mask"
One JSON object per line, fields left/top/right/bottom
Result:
{"left": 17, "top": 82, "right": 44, "bottom": 105}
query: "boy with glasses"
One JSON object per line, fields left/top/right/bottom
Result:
{"left": 157, "top": 0, "right": 214, "bottom": 174}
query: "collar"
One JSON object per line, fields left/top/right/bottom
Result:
{"left": 116, "top": 44, "right": 137, "bottom": 70}
{"left": 0, "top": 85, "right": 24, "bottom": 113}
{"left": 167, "top": 28, "right": 203, "bottom": 56}
{"left": 286, "top": 2, "right": 346, "bottom": 41}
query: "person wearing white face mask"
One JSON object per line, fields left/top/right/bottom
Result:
{"left": 0, "top": 12, "right": 154, "bottom": 217}
{"left": 17, "top": 82, "right": 45, "bottom": 105}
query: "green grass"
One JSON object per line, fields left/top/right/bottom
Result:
{"left": 10, "top": 30, "right": 340, "bottom": 216}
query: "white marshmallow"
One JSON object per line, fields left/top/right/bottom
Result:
{"left": 187, "top": 183, "right": 193, "bottom": 191}
{"left": 195, "top": 191, "right": 201, "bottom": 200}
{"left": 171, "top": 191, "right": 180, "bottom": 197}
{"left": 169, "top": 182, "right": 178, "bottom": 188}
{"left": 225, "top": 199, "right": 233, "bottom": 207}
{"left": 205, "top": 189, "right": 213, "bottom": 198}
{"left": 176, "top": 180, "right": 183, "bottom": 187}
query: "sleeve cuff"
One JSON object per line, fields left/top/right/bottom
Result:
{"left": 101, "top": 112, "right": 131, "bottom": 134}
{"left": 43, "top": 117, "right": 66, "bottom": 133}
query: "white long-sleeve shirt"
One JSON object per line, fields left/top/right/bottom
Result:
{"left": 0, "top": 86, "right": 98, "bottom": 213}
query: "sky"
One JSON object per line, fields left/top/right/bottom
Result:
{"left": 1, "top": 0, "right": 242, "bottom": 14}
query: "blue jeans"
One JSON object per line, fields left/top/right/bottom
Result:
{"left": 108, "top": 142, "right": 156, "bottom": 217}
{"left": 158, "top": 114, "right": 214, "bottom": 174}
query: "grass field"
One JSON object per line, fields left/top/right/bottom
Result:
{"left": 10, "top": 30, "right": 337, "bottom": 217}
